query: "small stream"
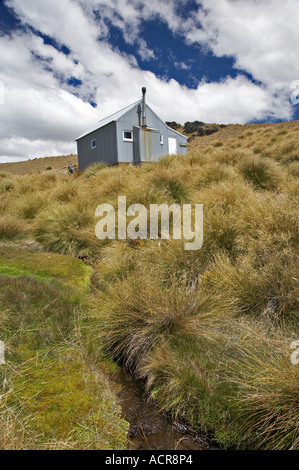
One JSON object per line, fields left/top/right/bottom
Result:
{"left": 114, "top": 369, "right": 218, "bottom": 451}
{"left": 85, "top": 257, "right": 218, "bottom": 451}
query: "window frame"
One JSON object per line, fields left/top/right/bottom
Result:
{"left": 91, "top": 139, "right": 96, "bottom": 150}
{"left": 123, "top": 130, "right": 133, "bottom": 142}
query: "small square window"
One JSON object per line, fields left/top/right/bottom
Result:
{"left": 91, "top": 139, "right": 96, "bottom": 149}
{"left": 123, "top": 131, "right": 133, "bottom": 142}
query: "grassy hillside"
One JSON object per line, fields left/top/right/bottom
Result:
{"left": 0, "top": 120, "right": 298, "bottom": 449}
{"left": 0, "top": 154, "right": 78, "bottom": 176}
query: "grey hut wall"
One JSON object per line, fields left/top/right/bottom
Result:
{"left": 116, "top": 103, "right": 187, "bottom": 163}
{"left": 77, "top": 122, "right": 118, "bottom": 170}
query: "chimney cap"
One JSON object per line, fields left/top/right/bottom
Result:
{"left": 142, "top": 87, "right": 146, "bottom": 93}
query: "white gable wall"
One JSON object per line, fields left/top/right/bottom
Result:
{"left": 116, "top": 102, "right": 187, "bottom": 164}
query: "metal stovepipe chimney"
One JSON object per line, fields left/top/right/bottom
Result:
{"left": 142, "top": 87, "right": 147, "bottom": 128}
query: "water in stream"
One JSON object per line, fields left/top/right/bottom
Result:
{"left": 115, "top": 369, "right": 218, "bottom": 451}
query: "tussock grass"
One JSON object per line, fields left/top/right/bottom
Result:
{"left": 88, "top": 166, "right": 132, "bottom": 200}
{"left": 228, "top": 329, "right": 299, "bottom": 450}
{"left": 125, "top": 182, "right": 171, "bottom": 207}
{"left": 14, "top": 174, "right": 39, "bottom": 194}
{"left": 48, "top": 180, "right": 79, "bottom": 203}
{"left": 0, "top": 215, "right": 27, "bottom": 240}
{"left": 0, "top": 120, "right": 298, "bottom": 449}
{"left": 193, "top": 162, "right": 240, "bottom": 187}
{"left": 0, "top": 177, "right": 15, "bottom": 193}
{"left": 193, "top": 179, "right": 255, "bottom": 208}
{"left": 150, "top": 168, "right": 191, "bottom": 204}
{"left": 138, "top": 319, "right": 299, "bottom": 449}
{"left": 287, "top": 161, "right": 299, "bottom": 178}
{"left": 0, "top": 172, "right": 11, "bottom": 179}
{"left": 12, "top": 192, "right": 46, "bottom": 220}
{"left": 202, "top": 252, "right": 298, "bottom": 321}
{"left": 138, "top": 336, "right": 241, "bottom": 445}
{"left": 237, "top": 155, "right": 283, "bottom": 190}
{"left": 210, "top": 148, "right": 251, "bottom": 166}
{"left": 84, "top": 162, "right": 108, "bottom": 178}
{"left": 33, "top": 202, "right": 99, "bottom": 257}
{"left": 0, "top": 407, "right": 38, "bottom": 450}
{"left": 95, "top": 271, "right": 233, "bottom": 370}
{"left": 91, "top": 241, "right": 138, "bottom": 289}
{"left": 156, "top": 154, "right": 185, "bottom": 169}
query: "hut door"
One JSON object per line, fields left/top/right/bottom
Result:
{"left": 168, "top": 137, "right": 177, "bottom": 155}
{"left": 133, "top": 127, "right": 160, "bottom": 163}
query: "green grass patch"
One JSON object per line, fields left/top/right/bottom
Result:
{"left": 0, "top": 246, "right": 93, "bottom": 290}
{"left": 0, "top": 273, "right": 128, "bottom": 450}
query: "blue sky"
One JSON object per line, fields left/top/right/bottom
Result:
{"left": 0, "top": 0, "right": 298, "bottom": 162}
{"left": 105, "top": 8, "right": 240, "bottom": 88}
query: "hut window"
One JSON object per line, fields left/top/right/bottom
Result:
{"left": 160, "top": 134, "right": 164, "bottom": 145}
{"left": 123, "top": 131, "right": 133, "bottom": 142}
{"left": 91, "top": 139, "right": 96, "bottom": 149}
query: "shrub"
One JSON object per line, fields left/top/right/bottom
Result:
{"left": 184, "top": 121, "right": 205, "bottom": 133}
{"left": 165, "top": 121, "right": 179, "bottom": 130}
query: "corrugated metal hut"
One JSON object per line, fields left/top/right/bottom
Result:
{"left": 76, "top": 88, "right": 188, "bottom": 170}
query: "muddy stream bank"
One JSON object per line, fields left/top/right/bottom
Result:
{"left": 114, "top": 369, "right": 219, "bottom": 451}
